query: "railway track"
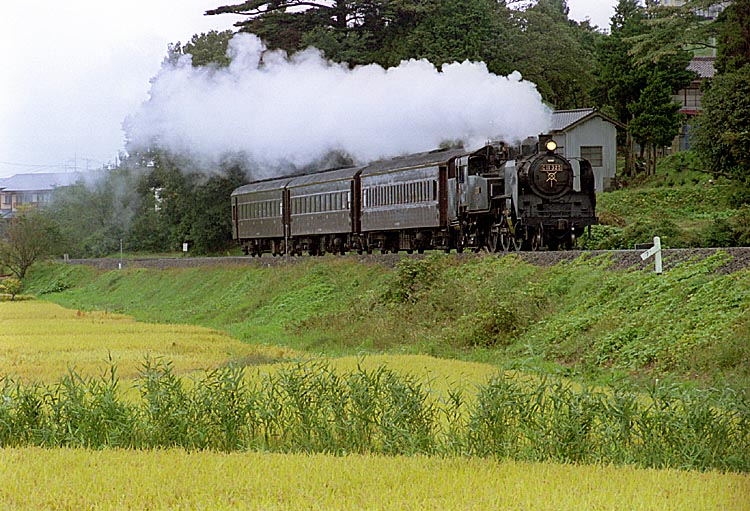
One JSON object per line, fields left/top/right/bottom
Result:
{"left": 65, "top": 247, "right": 750, "bottom": 274}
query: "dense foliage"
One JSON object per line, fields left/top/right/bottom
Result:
{"left": 1, "top": 359, "right": 747, "bottom": 471}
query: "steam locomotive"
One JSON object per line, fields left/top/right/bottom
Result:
{"left": 231, "top": 139, "right": 597, "bottom": 255}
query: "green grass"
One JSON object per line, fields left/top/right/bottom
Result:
{"left": 582, "top": 151, "right": 746, "bottom": 249}
{"left": 2, "top": 359, "right": 747, "bottom": 471}
{"left": 24, "top": 252, "right": 750, "bottom": 393}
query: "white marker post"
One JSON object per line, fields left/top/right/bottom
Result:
{"left": 640, "top": 236, "right": 663, "bottom": 274}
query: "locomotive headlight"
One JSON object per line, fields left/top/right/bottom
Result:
{"left": 545, "top": 140, "right": 558, "bottom": 152}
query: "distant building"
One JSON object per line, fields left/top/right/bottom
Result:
{"left": 673, "top": 56, "right": 716, "bottom": 150}
{"left": 0, "top": 172, "right": 84, "bottom": 219}
{"left": 658, "top": 0, "right": 726, "bottom": 20}
{"left": 548, "top": 108, "right": 623, "bottom": 192}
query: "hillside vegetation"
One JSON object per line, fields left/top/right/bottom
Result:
{"left": 582, "top": 152, "right": 750, "bottom": 250}
{"left": 25, "top": 250, "right": 750, "bottom": 394}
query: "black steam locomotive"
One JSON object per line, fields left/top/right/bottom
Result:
{"left": 231, "top": 139, "right": 597, "bottom": 255}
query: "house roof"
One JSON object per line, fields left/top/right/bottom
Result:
{"left": 550, "top": 108, "right": 625, "bottom": 132}
{"left": 688, "top": 57, "right": 716, "bottom": 79}
{"left": 0, "top": 172, "right": 84, "bottom": 192}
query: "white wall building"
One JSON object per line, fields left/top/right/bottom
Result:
{"left": 548, "top": 109, "right": 623, "bottom": 193}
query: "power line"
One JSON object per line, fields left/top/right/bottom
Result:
{"left": 0, "top": 156, "right": 111, "bottom": 175}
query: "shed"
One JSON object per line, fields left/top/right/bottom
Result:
{"left": 549, "top": 108, "right": 623, "bottom": 192}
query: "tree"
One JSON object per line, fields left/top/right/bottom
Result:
{"left": 208, "top": 0, "right": 437, "bottom": 66}
{"left": 687, "top": 1, "right": 750, "bottom": 202}
{"left": 186, "top": 167, "right": 247, "bottom": 254}
{"left": 715, "top": 0, "right": 750, "bottom": 74}
{"left": 0, "top": 207, "right": 59, "bottom": 279}
{"left": 166, "top": 30, "right": 235, "bottom": 67}
{"left": 594, "top": 0, "right": 693, "bottom": 176}
{"left": 627, "top": 76, "right": 683, "bottom": 172}
{"left": 400, "top": 0, "right": 516, "bottom": 74}
{"left": 691, "top": 64, "right": 750, "bottom": 190}
{"left": 45, "top": 167, "right": 138, "bottom": 257}
{"left": 511, "top": 0, "right": 599, "bottom": 109}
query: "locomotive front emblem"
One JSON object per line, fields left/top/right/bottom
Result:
{"left": 541, "top": 163, "right": 563, "bottom": 188}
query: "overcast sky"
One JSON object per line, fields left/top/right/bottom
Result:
{"left": 0, "top": 0, "right": 618, "bottom": 179}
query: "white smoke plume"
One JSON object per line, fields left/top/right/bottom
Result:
{"left": 126, "top": 33, "right": 551, "bottom": 176}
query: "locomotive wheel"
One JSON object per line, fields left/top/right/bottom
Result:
{"left": 530, "top": 227, "right": 543, "bottom": 251}
{"left": 487, "top": 225, "right": 500, "bottom": 253}
{"left": 500, "top": 232, "right": 511, "bottom": 252}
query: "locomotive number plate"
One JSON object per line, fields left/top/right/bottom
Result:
{"left": 540, "top": 163, "right": 564, "bottom": 188}
{"left": 541, "top": 164, "right": 563, "bottom": 173}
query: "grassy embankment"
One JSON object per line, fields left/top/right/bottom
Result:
{"left": 24, "top": 251, "right": 750, "bottom": 392}
{"left": 582, "top": 152, "right": 749, "bottom": 249}
{"left": 9, "top": 254, "right": 749, "bottom": 466}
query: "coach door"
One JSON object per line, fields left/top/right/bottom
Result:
{"left": 232, "top": 197, "right": 239, "bottom": 240}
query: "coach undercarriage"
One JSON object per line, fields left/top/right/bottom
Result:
{"left": 240, "top": 216, "right": 582, "bottom": 257}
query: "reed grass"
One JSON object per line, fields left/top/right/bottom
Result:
{"left": 1, "top": 360, "right": 747, "bottom": 472}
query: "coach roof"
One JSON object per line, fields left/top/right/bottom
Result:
{"left": 231, "top": 176, "right": 296, "bottom": 196}
{"left": 360, "top": 146, "right": 468, "bottom": 176}
{"left": 286, "top": 165, "right": 363, "bottom": 188}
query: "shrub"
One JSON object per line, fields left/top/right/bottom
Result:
{"left": 0, "top": 277, "right": 23, "bottom": 301}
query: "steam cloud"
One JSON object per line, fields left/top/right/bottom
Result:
{"left": 126, "top": 33, "right": 551, "bottom": 176}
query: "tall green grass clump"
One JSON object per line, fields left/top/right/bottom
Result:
{"left": 464, "top": 374, "right": 749, "bottom": 471}
{"left": 1, "top": 361, "right": 748, "bottom": 472}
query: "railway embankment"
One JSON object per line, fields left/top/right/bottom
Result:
{"left": 65, "top": 246, "right": 750, "bottom": 273}
{"left": 26, "top": 249, "right": 750, "bottom": 395}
